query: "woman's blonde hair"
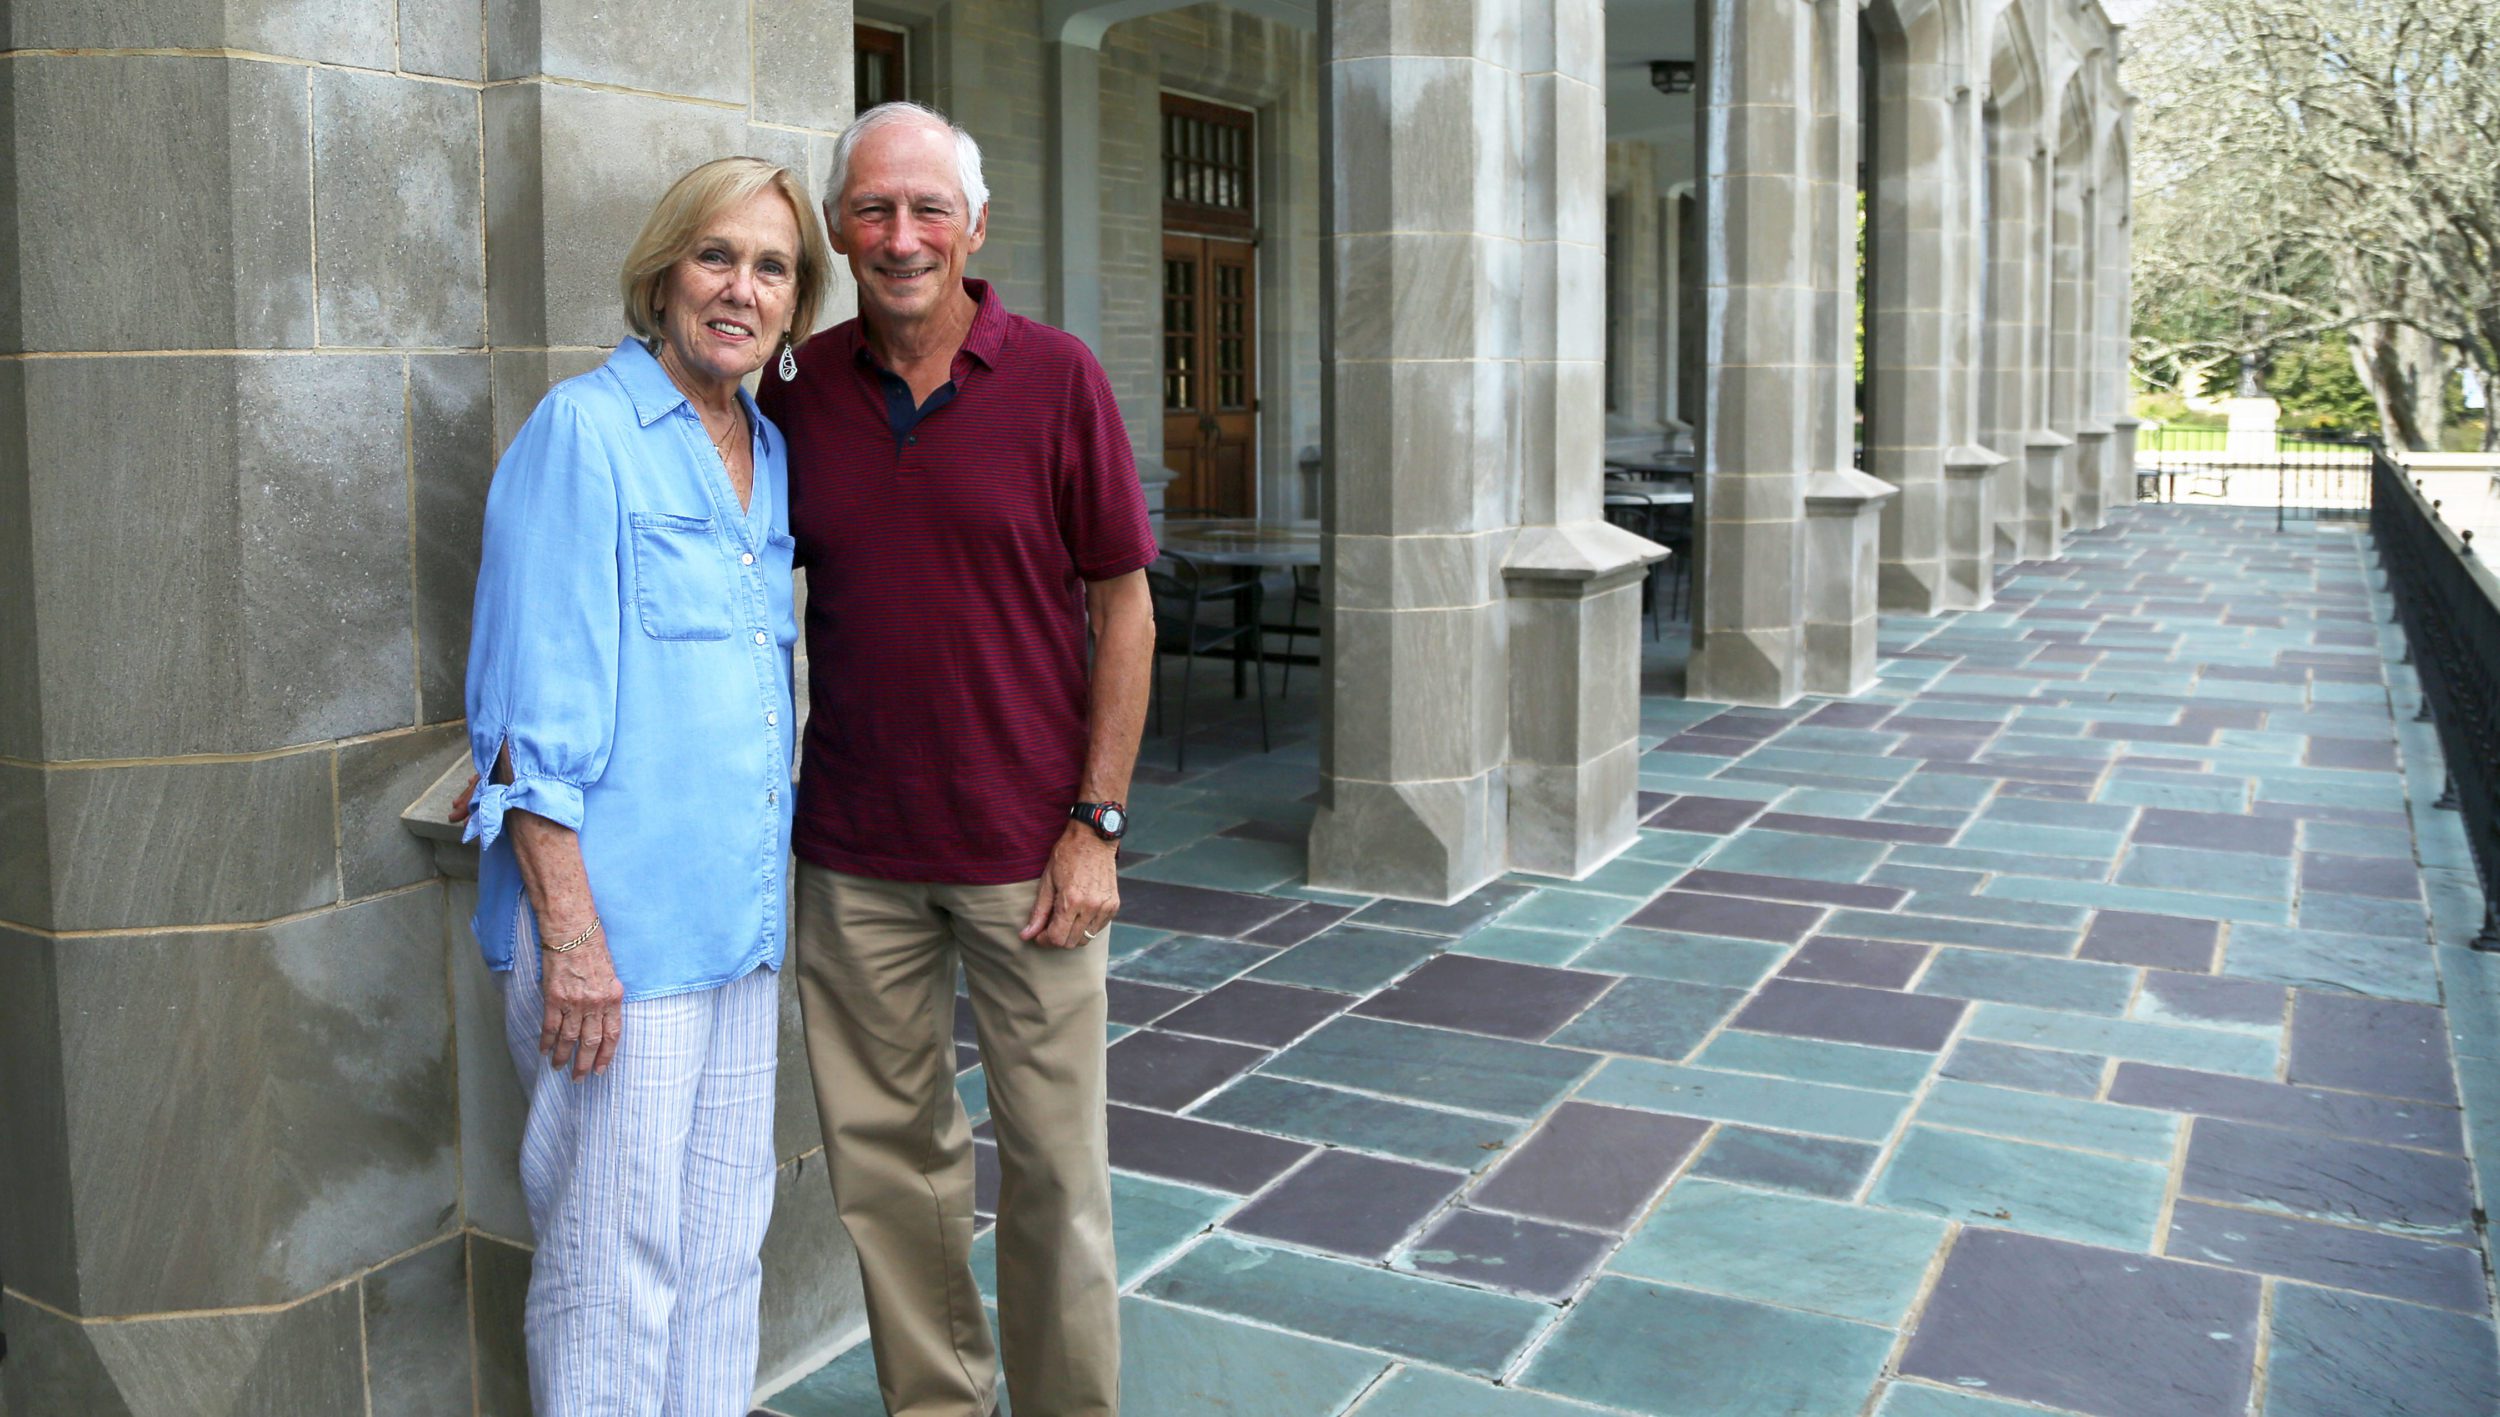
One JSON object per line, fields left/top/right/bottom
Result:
{"left": 619, "top": 156, "right": 831, "bottom": 350}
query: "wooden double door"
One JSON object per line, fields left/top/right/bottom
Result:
{"left": 1161, "top": 234, "right": 1256, "bottom": 517}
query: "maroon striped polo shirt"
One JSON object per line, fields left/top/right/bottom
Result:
{"left": 760, "top": 280, "right": 1157, "bottom": 883}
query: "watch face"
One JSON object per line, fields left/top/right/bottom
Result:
{"left": 1100, "top": 806, "right": 1127, "bottom": 837}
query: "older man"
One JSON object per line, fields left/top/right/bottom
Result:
{"left": 759, "top": 101, "right": 1155, "bottom": 1417}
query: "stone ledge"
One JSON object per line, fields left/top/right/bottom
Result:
{"left": 1501, "top": 519, "right": 1666, "bottom": 596}
{"left": 1945, "top": 445, "right": 2009, "bottom": 474}
{"left": 2026, "top": 429, "right": 2077, "bottom": 450}
{"left": 1805, "top": 467, "right": 1899, "bottom": 510}
{"left": 402, "top": 754, "right": 478, "bottom": 881}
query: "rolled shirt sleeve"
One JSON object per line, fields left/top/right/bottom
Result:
{"left": 463, "top": 394, "right": 622, "bottom": 850}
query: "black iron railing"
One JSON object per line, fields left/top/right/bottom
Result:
{"left": 2373, "top": 446, "right": 2500, "bottom": 948}
{"left": 2136, "top": 425, "right": 2373, "bottom": 530}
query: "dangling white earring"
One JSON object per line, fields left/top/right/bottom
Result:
{"left": 778, "top": 338, "right": 799, "bottom": 382}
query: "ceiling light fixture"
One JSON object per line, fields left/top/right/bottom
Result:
{"left": 1650, "top": 59, "right": 1697, "bottom": 95}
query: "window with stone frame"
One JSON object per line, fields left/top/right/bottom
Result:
{"left": 1161, "top": 94, "right": 1256, "bottom": 238}
{"left": 856, "top": 24, "right": 906, "bottom": 109}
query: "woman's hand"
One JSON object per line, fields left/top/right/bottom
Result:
{"left": 540, "top": 923, "right": 626, "bottom": 1080}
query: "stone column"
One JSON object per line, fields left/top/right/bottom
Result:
{"left": 2100, "top": 138, "right": 2138, "bottom": 515}
{"left": 1508, "top": 0, "right": 1664, "bottom": 878}
{"left": 1938, "top": 57, "right": 1997, "bottom": 611}
{"left": 2051, "top": 149, "right": 2100, "bottom": 530}
{"left": 1980, "top": 118, "right": 2037, "bottom": 565}
{"left": 1, "top": 4, "right": 863, "bottom": 1409}
{"left": 2022, "top": 142, "right": 2068, "bottom": 558}
{"left": 1868, "top": 23, "right": 1955, "bottom": 614}
{"left": 1048, "top": 39, "right": 1106, "bottom": 350}
{"left": 1308, "top": 0, "right": 1523, "bottom": 901}
{"left": 1689, "top": 0, "right": 1816, "bottom": 705}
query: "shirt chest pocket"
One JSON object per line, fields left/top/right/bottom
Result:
{"left": 629, "top": 512, "right": 735, "bottom": 641}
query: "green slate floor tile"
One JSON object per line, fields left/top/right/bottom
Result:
{"left": 1964, "top": 1001, "right": 2279, "bottom": 1077}
{"left": 1959, "top": 819, "right": 2129, "bottom": 861}
{"left": 1578, "top": 1059, "right": 1911, "bottom": 1142}
{"left": 1891, "top": 845, "right": 2111, "bottom": 881}
{"left": 1914, "top": 1078, "right": 2182, "bottom": 1161}
{"left": 1571, "top": 929, "right": 1789, "bottom": 989}
{"left": 1622, "top": 829, "right": 1728, "bottom": 866}
{"left": 1519, "top": 1277, "right": 1894, "bottom": 1416}
{"left": 1688, "top": 1125, "right": 1880, "bottom": 1199}
{"left": 1190, "top": 1074, "right": 1520, "bottom": 1170}
{"left": 2221, "top": 922, "right": 2441, "bottom": 1002}
{"left": 972, "top": 1169, "right": 1234, "bottom": 1303}
{"left": 1260, "top": 1015, "right": 1597, "bottom": 1119}
{"left": 1704, "top": 829, "right": 1892, "bottom": 883}
{"left": 1350, "top": 1367, "right": 1615, "bottom": 1416}
{"left": 1447, "top": 924, "right": 1589, "bottom": 966}
{"left": 1117, "top": 935, "right": 1280, "bottom": 990}
{"left": 2097, "top": 774, "right": 2254, "bottom": 814}
{"left": 1876, "top": 1382, "right": 2085, "bottom": 1416}
{"left": 1569, "top": 855, "right": 1694, "bottom": 900}
{"left": 766, "top": 1341, "right": 886, "bottom": 1416}
{"left": 1250, "top": 927, "right": 1441, "bottom": 994}
{"left": 1115, "top": 1297, "right": 1390, "bottom": 1417}
{"left": 1870, "top": 1125, "right": 2170, "bottom": 1250}
{"left": 1548, "top": 976, "right": 1748, "bottom": 1061}
{"left": 1914, "top": 948, "right": 2138, "bottom": 1016}
{"left": 1824, "top": 908, "right": 2077, "bottom": 956}
{"left": 1980, "top": 875, "right": 2293, "bottom": 927}
{"left": 2117, "top": 845, "right": 2296, "bottom": 901}
{"left": 1614, "top": 1178, "right": 1948, "bottom": 1325}
{"left": 1140, "top": 1235, "right": 1553, "bottom": 1378}
{"left": 1501, "top": 888, "right": 1645, "bottom": 936}
{"left": 1129, "top": 834, "right": 1307, "bottom": 892}
{"left": 1693, "top": 1029, "right": 1937, "bottom": 1094}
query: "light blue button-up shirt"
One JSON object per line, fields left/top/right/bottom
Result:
{"left": 464, "top": 339, "right": 797, "bottom": 1001}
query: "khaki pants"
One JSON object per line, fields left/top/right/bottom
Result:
{"left": 793, "top": 863, "right": 1119, "bottom": 1417}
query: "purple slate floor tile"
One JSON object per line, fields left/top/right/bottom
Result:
{"left": 1353, "top": 954, "right": 1616, "bottom": 1043}
{"left": 1673, "top": 868, "right": 1910, "bottom": 911}
{"left": 1106, "top": 977, "right": 1197, "bottom": 1026}
{"left": 1625, "top": 891, "right": 1826, "bottom": 944}
{"left": 1658, "top": 733, "right": 1757, "bottom": 757}
{"left": 2304, "top": 736, "right": 2398, "bottom": 771}
{"left": 2137, "top": 971, "right": 2286, "bottom": 1032}
{"left": 2132, "top": 809, "right": 2298, "bottom": 856}
{"left": 1734, "top": 977, "right": 1967, "bottom": 1052}
{"left": 974, "top": 1138, "right": 999, "bottom": 1216}
{"left": 1899, "top": 1228, "right": 2261, "bottom": 1417}
{"left": 1242, "top": 901, "right": 1356, "bottom": 947}
{"left": 2264, "top": 1281, "right": 2500, "bottom": 1416}
{"left": 1882, "top": 714, "right": 2002, "bottom": 738}
{"left": 1106, "top": 1030, "right": 1270, "bottom": 1111}
{"left": 1119, "top": 878, "right": 1300, "bottom": 938}
{"left": 2078, "top": 910, "right": 2220, "bottom": 972}
{"left": 1154, "top": 978, "right": 1349, "bottom": 1049}
{"left": 1222, "top": 1150, "right": 1466, "bottom": 1259}
{"left": 1106, "top": 1105, "right": 1314, "bottom": 1193}
{"left": 1778, "top": 935, "right": 1931, "bottom": 989}
{"left": 1346, "top": 881, "right": 1533, "bottom": 939}
{"left": 2165, "top": 1199, "right": 2487, "bottom": 1312}
{"left": 2182, "top": 1117, "right": 2477, "bottom": 1238}
{"left": 1648, "top": 795, "right": 1768, "bottom": 835}
{"left": 1404, "top": 1209, "right": 1613, "bottom": 1298}
{"left": 2288, "top": 992, "right": 2457, "bottom": 1104}
{"left": 2252, "top": 800, "right": 2413, "bottom": 830}
{"left": 2298, "top": 851, "right": 2422, "bottom": 901}
{"left": 1469, "top": 1102, "right": 1709, "bottom": 1231}
{"left": 1805, "top": 701, "right": 1896, "bottom": 728}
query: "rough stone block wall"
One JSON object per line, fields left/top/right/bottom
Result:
{"left": 0, "top": 2, "right": 862, "bottom": 1410}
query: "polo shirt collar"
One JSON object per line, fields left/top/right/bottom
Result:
{"left": 607, "top": 336, "right": 762, "bottom": 429}
{"left": 849, "top": 278, "right": 1008, "bottom": 372}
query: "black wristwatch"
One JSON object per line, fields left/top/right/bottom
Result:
{"left": 1071, "top": 801, "right": 1128, "bottom": 841}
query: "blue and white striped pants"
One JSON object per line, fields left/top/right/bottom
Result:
{"left": 503, "top": 951, "right": 780, "bottom": 1417}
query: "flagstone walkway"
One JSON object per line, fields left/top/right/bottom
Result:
{"left": 763, "top": 506, "right": 2500, "bottom": 1417}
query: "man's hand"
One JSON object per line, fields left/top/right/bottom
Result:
{"left": 1021, "top": 822, "right": 1120, "bottom": 949}
{"left": 540, "top": 924, "right": 626, "bottom": 1079}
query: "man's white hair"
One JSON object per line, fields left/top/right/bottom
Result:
{"left": 826, "top": 101, "right": 989, "bottom": 230}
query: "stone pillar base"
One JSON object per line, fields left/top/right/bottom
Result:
{"left": 2074, "top": 424, "right": 2113, "bottom": 531}
{"left": 2108, "top": 416, "right": 2144, "bottom": 513}
{"left": 1804, "top": 469, "right": 1896, "bottom": 696}
{"left": 1942, "top": 446, "right": 2004, "bottom": 610}
{"left": 1502, "top": 522, "right": 1662, "bottom": 879}
{"left": 1309, "top": 773, "right": 1506, "bottom": 905}
{"left": 2023, "top": 431, "right": 2074, "bottom": 560}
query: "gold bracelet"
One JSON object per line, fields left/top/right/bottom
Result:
{"left": 545, "top": 918, "right": 601, "bottom": 954}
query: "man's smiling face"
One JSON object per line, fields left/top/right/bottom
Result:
{"left": 829, "top": 119, "right": 987, "bottom": 331}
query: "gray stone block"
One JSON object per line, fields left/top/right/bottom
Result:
{"left": 483, "top": 84, "right": 549, "bottom": 346}
{"left": 0, "top": 1284, "right": 364, "bottom": 1416}
{"left": 1309, "top": 771, "right": 1504, "bottom": 904}
{"left": 20, "top": 355, "right": 413, "bottom": 759}
{"left": 755, "top": 0, "right": 853, "bottom": 132}
{"left": 0, "top": 927, "right": 76, "bottom": 1311}
{"left": 0, "top": 363, "right": 35, "bottom": 749}
{"left": 488, "top": 348, "right": 605, "bottom": 455}
{"left": 12, "top": 56, "right": 313, "bottom": 351}
{"left": 773, "top": 959, "right": 826, "bottom": 1162}
{"left": 756, "top": 1155, "right": 867, "bottom": 1386}
{"left": 313, "top": 70, "right": 485, "bottom": 348}
{"left": 0, "top": 61, "right": 19, "bottom": 354}
{"left": 468, "top": 1234, "right": 533, "bottom": 1416}
{"left": 15, "top": 0, "right": 395, "bottom": 66}
{"left": 411, "top": 354, "right": 494, "bottom": 721}
{"left": 363, "top": 1234, "right": 473, "bottom": 1417}
{"left": 340, "top": 724, "right": 467, "bottom": 899}
{"left": 399, "top": 0, "right": 486, "bottom": 80}
{"left": 0, "top": 761, "right": 48, "bottom": 925}
{"left": 48, "top": 887, "right": 457, "bottom": 1312}
{"left": 30, "top": 751, "right": 337, "bottom": 931}
{"left": 537, "top": 0, "right": 748, "bottom": 100}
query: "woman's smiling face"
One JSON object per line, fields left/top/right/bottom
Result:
{"left": 657, "top": 188, "right": 803, "bottom": 393}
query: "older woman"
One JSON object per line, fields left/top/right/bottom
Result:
{"left": 461, "top": 156, "right": 829, "bottom": 1416}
